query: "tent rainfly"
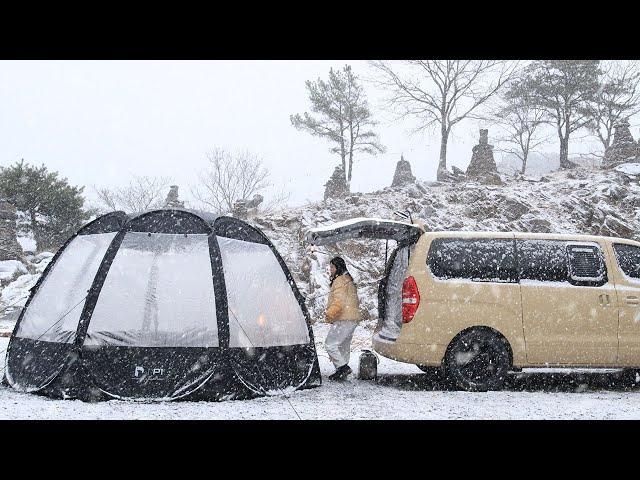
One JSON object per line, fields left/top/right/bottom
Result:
{"left": 2, "top": 209, "right": 321, "bottom": 401}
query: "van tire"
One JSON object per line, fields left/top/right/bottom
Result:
{"left": 444, "top": 329, "right": 511, "bottom": 392}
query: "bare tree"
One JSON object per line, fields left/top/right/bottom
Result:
{"left": 291, "top": 65, "right": 385, "bottom": 189}
{"left": 94, "top": 175, "right": 172, "bottom": 213}
{"left": 517, "top": 60, "right": 601, "bottom": 169}
{"left": 586, "top": 60, "right": 640, "bottom": 153}
{"left": 370, "top": 60, "right": 517, "bottom": 180}
{"left": 191, "top": 148, "right": 272, "bottom": 214}
{"left": 490, "top": 80, "right": 549, "bottom": 175}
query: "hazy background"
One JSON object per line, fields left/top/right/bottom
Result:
{"left": 0, "top": 60, "right": 604, "bottom": 208}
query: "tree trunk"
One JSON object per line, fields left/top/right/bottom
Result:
{"left": 29, "top": 209, "right": 39, "bottom": 252}
{"left": 436, "top": 128, "right": 449, "bottom": 181}
{"left": 559, "top": 117, "right": 576, "bottom": 169}
{"left": 521, "top": 152, "right": 528, "bottom": 175}
{"left": 559, "top": 136, "right": 569, "bottom": 168}
{"left": 347, "top": 126, "right": 354, "bottom": 189}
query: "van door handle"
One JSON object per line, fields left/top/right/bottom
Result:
{"left": 626, "top": 295, "right": 640, "bottom": 306}
{"left": 599, "top": 294, "right": 612, "bottom": 307}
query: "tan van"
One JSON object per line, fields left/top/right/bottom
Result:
{"left": 306, "top": 218, "right": 640, "bottom": 391}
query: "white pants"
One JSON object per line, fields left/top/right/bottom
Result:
{"left": 325, "top": 321, "right": 358, "bottom": 369}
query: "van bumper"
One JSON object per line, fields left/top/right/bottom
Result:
{"left": 372, "top": 334, "right": 446, "bottom": 366}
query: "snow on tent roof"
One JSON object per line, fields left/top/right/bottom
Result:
{"left": 3, "top": 209, "right": 320, "bottom": 402}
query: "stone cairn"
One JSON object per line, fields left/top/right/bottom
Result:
{"left": 163, "top": 185, "right": 185, "bottom": 209}
{"left": 232, "top": 194, "right": 264, "bottom": 219}
{"left": 0, "top": 200, "right": 22, "bottom": 261}
{"left": 391, "top": 155, "right": 416, "bottom": 187}
{"left": 602, "top": 120, "right": 640, "bottom": 169}
{"left": 466, "top": 129, "right": 501, "bottom": 184}
{"left": 324, "top": 165, "right": 349, "bottom": 200}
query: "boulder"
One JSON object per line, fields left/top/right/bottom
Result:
{"left": 466, "top": 129, "right": 499, "bottom": 180}
{"left": 603, "top": 120, "right": 640, "bottom": 169}
{"left": 391, "top": 155, "right": 416, "bottom": 187}
{"left": 499, "top": 198, "right": 530, "bottom": 221}
{"left": 520, "top": 215, "right": 552, "bottom": 233}
{"left": 601, "top": 215, "right": 634, "bottom": 238}
{"left": 163, "top": 185, "right": 185, "bottom": 209}
{"left": 324, "top": 165, "right": 349, "bottom": 200}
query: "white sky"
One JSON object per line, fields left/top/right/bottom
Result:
{"left": 0, "top": 60, "right": 608, "bottom": 209}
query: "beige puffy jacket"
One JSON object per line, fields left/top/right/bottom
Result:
{"left": 325, "top": 274, "right": 361, "bottom": 323}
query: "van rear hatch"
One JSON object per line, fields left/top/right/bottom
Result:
{"left": 305, "top": 217, "right": 423, "bottom": 246}
{"left": 306, "top": 217, "right": 423, "bottom": 343}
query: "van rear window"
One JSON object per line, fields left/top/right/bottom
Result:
{"left": 613, "top": 244, "right": 640, "bottom": 279}
{"left": 427, "top": 238, "right": 517, "bottom": 283}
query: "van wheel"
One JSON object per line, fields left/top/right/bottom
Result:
{"left": 444, "top": 329, "right": 511, "bottom": 392}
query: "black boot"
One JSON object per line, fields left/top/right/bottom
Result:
{"left": 328, "top": 365, "right": 352, "bottom": 381}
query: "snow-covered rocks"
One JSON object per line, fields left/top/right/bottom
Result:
{"left": 614, "top": 162, "right": 640, "bottom": 177}
{"left": 0, "top": 260, "right": 28, "bottom": 282}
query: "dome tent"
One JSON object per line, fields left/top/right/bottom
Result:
{"left": 3, "top": 209, "right": 321, "bottom": 401}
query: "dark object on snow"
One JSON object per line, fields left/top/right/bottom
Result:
{"left": 358, "top": 350, "right": 378, "bottom": 380}
{"left": 328, "top": 364, "right": 352, "bottom": 381}
{"left": 0, "top": 199, "right": 22, "bottom": 261}
{"left": 3, "top": 209, "right": 321, "bottom": 401}
{"left": 324, "top": 165, "right": 349, "bottom": 200}
{"left": 466, "top": 129, "right": 501, "bottom": 184}
{"left": 602, "top": 120, "right": 640, "bottom": 169}
{"left": 391, "top": 155, "right": 416, "bottom": 187}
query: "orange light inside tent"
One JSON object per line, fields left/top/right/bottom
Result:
{"left": 257, "top": 314, "right": 266, "bottom": 327}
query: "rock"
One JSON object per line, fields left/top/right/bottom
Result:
{"left": 464, "top": 203, "right": 496, "bottom": 220}
{"left": 520, "top": 216, "right": 552, "bottom": 233}
{"left": 499, "top": 198, "right": 530, "bottom": 221}
{"left": 604, "top": 184, "right": 629, "bottom": 202}
{"left": 163, "top": 185, "right": 185, "bottom": 209}
{"left": 391, "top": 155, "right": 416, "bottom": 187}
{"left": 232, "top": 194, "right": 264, "bottom": 219}
{"left": 452, "top": 165, "right": 466, "bottom": 176}
{"left": 0, "top": 260, "right": 28, "bottom": 282}
{"left": 466, "top": 129, "right": 499, "bottom": 180}
{"left": 601, "top": 215, "right": 634, "bottom": 238}
{"left": 614, "top": 162, "right": 640, "bottom": 177}
{"left": 603, "top": 120, "right": 640, "bottom": 169}
{"left": 324, "top": 165, "right": 349, "bottom": 200}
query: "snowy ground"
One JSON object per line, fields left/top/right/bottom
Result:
{"left": 2, "top": 324, "right": 640, "bottom": 420}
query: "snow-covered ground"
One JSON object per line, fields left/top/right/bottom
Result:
{"left": 2, "top": 325, "right": 640, "bottom": 420}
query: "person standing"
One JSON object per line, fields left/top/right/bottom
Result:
{"left": 324, "top": 256, "right": 361, "bottom": 380}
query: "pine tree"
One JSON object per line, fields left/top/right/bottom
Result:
{"left": 0, "top": 160, "right": 90, "bottom": 251}
{"left": 291, "top": 65, "right": 385, "bottom": 190}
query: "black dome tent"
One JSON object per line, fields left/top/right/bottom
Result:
{"left": 2, "top": 209, "right": 321, "bottom": 401}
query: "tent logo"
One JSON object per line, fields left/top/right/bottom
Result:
{"left": 133, "top": 365, "right": 165, "bottom": 380}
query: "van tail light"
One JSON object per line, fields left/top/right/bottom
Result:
{"left": 402, "top": 276, "right": 420, "bottom": 324}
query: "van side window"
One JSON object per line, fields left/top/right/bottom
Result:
{"left": 566, "top": 244, "right": 607, "bottom": 286}
{"left": 517, "top": 240, "right": 568, "bottom": 282}
{"left": 427, "top": 238, "right": 517, "bottom": 283}
{"left": 613, "top": 244, "right": 640, "bottom": 279}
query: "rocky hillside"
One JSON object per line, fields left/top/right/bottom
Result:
{"left": 1, "top": 164, "right": 640, "bottom": 333}
{"left": 254, "top": 165, "right": 640, "bottom": 324}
